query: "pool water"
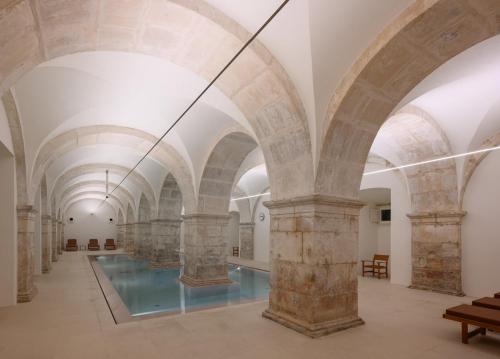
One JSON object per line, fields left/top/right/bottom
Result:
{"left": 95, "top": 255, "right": 270, "bottom": 316}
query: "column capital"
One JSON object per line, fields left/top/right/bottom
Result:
{"left": 264, "top": 194, "right": 364, "bottom": 215}
{"left": 41, "top": 214, "right": 52, "bottom": 220}
{"left": 239, "top": 222, "right": 255, "bottom": 227}
{"left": 151, "top": 218, "right": 182, "bottom": 224}
{"left": 17, "top": 205, "right": 37, "bottom": 215}
{"left": 182, "top": 213, "right": 230, "bottom": 221}
{"left": 407, "top": 210, "right": 466, "bottom": 224}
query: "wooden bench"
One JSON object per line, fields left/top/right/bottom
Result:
{"left": 443, "top": 304, "right": 500, "bottom": 344}
{"left": 472, "top": 297, "right": 500, "bottom": 311}
{"left": 362, "top": 254, "right": 389, "bottom": 279}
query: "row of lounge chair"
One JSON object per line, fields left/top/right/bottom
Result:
{"left": 443, "top": 292, "right": 500, "bottom": 344}
{"left": 65, "top": 238, "right": 117, "bottom": 251}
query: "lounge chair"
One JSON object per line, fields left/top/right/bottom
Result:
{"left": 88, "top": 239, "right": 100, "bottom": 251}
{"left": 362, "top": 254, "right": 389, "bottom": 279}
{"left": 443, "top": 304, "right": 500, "bottom": 344}
{"left": 104, "top": 238, "right": 116, "bottom": 250}
{"left": 472, "top": 297, "right": 500, "bottom": 311}
{"left": 65, "top": 239, "right": 78, "bottom": 251}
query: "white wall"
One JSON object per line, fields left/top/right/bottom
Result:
{"left": 361, "top": 170, "right": 412, "bottom": 286}
{"left": 358, "top": 203, "right": 391, "bottom": 274}
{"left": 462, "top": 150, "right": 500, "bottom": 297}
{"left": 64, "top": 199, "right": 116, "bottom": 248}
{"left": 253, "top": 193, "right": 270, "bottom": 263}
{"left": 358, "top": 205, "right": 379, "bottom": 273}
{"left": 0, "top": 143, "right": 16, "bottom": 306}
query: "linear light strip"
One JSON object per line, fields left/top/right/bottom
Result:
{"left": 364, "top": 144, "right": 500, "bottom": 176}
{"left": 231, "top": 192, "right": 270, "bottom": 201}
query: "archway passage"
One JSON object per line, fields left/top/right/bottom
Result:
{"left": 150, "top": 173, "right": 183, "bottom": 268}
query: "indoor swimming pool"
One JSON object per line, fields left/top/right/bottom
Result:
{"left": 93, "top": 255, "right": 270, "bottom": 320}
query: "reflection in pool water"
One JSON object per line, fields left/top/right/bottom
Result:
{"left": 95, "top": 255, "right": 270, "bottom": 316}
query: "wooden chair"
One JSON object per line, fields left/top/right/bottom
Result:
{"left": 87, "top": 239, "right": 100, "bottom": 251}
{"left": 495, "top": 292, "right": 500, "bottom": 299}
{"left": 443, "top": 304, "right": 500, "bottom": 344}
{"left": 65, "top": 239, "right": 78, "bottom": 251}
{"left": 232, "top": 246, "right": 239, "bottom": 257}
{"left": 362, "top": 254, "right": 389, "bottom": 279}
{"left": 104, "top": 238, "right": 116, "bottom": 250}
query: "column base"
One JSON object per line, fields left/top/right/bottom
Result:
{"left": 42, "top": 268, "right": 50, "bottom": 274}
{"left": 262, "top": 309, "right": 364, "bottom": 338}
{"left": 179, "top": 275, "right": 232, "bottom": 287}
{"left": 409, "top": 284, "right": 465, "bottom": 297}
{"left": 17, "top": 286, "right": 38, "bottom": 303}
{"left": 150, "top": 261, "right": 181, "bottom": 269}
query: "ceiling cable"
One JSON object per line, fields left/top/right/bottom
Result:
{"left": 98, "top": 0, "right": 290, "bottom": 208}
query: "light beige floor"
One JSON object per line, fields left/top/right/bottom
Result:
{"left": 1, "top": 251, "right": 499, "bottom": 359}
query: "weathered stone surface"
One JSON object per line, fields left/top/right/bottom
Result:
{"left": 134, "top": 222, "right": 152, "bottom": 259}
{"left": 51, "top": 219, "right": 58, "bottom": 262}
{"left": 116, "top": 223, "right": 125, "bottom": 249}
{"left": 124, "top": 222, "right": 135, "bottom": 253}
{"left": 262, "top": 195, "right": 364, "bottom": 338}
{"left": 180, "top": 214, "right": 232, "bottom": 287}
{"left": 17, "top": 205, "right": 37, "bottom": 303}
{"left": 57, "top": 221, "right": 63, "bottom": 255}
{"left": 408, "top": 211, "right": 466, "bottom": 296}
{"left": 150, "top": 219, "right": 181, "bottom": 268}
{"left": 239, "top": 222, "right": 254, "bottom": 260}
{"left": 41, "top": 214, "right": 52, "bottom": 273}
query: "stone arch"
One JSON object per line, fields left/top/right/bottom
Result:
{"left": 62, "top": 191, "right": 124, "bottom": 216}
{"left": 135, "top": 193, "right": 152, "bottom": 258}
{"left": 60, "top": 180, "right": 136, "bottom": 214}
{"left": 126, "top": 203, "right": 136, "bottom": 224}
{"left": 317, "top": 0, "right": 500, "bottom": 199}
{"left": 51, "top": 163, "right": 156, "bottom": 217}
{"left": 375, "top": 105, "right": 458, "bottom": 212}
{"left": 197, "top": 132, "right": 257, "bottom": 214}
{"left": 30, "top": 125, "right": 196, "bottom": 212}
{"left": 123, "top": 203, "right": 136, "bottom": 253}
{"left": 64, "top": 196, "right": 120, "bottom": 216}
{"left": 0, "top": 0, "right": 313, "bottom": 202}
{"left": 151, "top": 173, "right": 183, "bottom": 267}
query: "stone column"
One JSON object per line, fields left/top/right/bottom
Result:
{"left": 51, "top": 219, "right": 58, "bottom": 262}
{"left": 180, "top": 214, "right": 232, "bottom": 286}
{"left": 41, "top": 215, "right": 52, "bottom": 273}
{"left": 17, "top": 206, "right": 38, "bottom": 303}
{"left": 239, "top": 222, "right": 255, "bottom": 260}
{"left": 262, "top": 195, "right": 364, "bottom": 338}
{"left": 408, "top": 211, "right": 466, "bottom": 296}
{"left": 57, "top": 221, "right": 62, "bottom": 255}
{"left": 150, "top": 219, "right": 182, "bottom": 268}
{"left": 61, "top": 222, "right": 65, "bottom": 252}
{"left": 116, "top": 224, "right": 125, "bottom": 249}
{"left": 124, "top": 223, "right": 135, "bottom": 253}
{"left": 134, "top": 222, "right": 152, "bottom": 259}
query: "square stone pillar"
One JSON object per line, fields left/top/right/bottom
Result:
{"left": 61, "top": 223, "right": 65, "bottom": 252}
{"left": 116, "top": 224, "right": 125, "bottom": 249}
{"left": 134, "top": 222, "right": 152, "bottom": 259}
{"left": 41, "top": 215, "right": 52, "bottom": 273}
{"left": 262, "top": 195, "right": 364, "bottom": 338}
{"left": 180, "top": 214, "right": 232, "bottom": 287}
{"left": 408, "top": 211, "right": 466, "bottom": 296}
{"left": 51, "top": 220, "right": 58, "bottom": 262}
{"left": 17, "top": 206, "right": 38, "bottom": 303}
{"left": 57, "top": 221, "right": 62, "bottom": 255}
{"left": 150, "top": 219, "right": 182, "bottom": 268}
{"left": 239, "top": 222, "right": 255, "bottom": 260}
{"left": 124, "top": 223, "right": 135, "bottom": 253}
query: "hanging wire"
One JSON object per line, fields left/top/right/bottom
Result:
{"left": 98, "top": 0, "right": 290, "bottom": 209}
